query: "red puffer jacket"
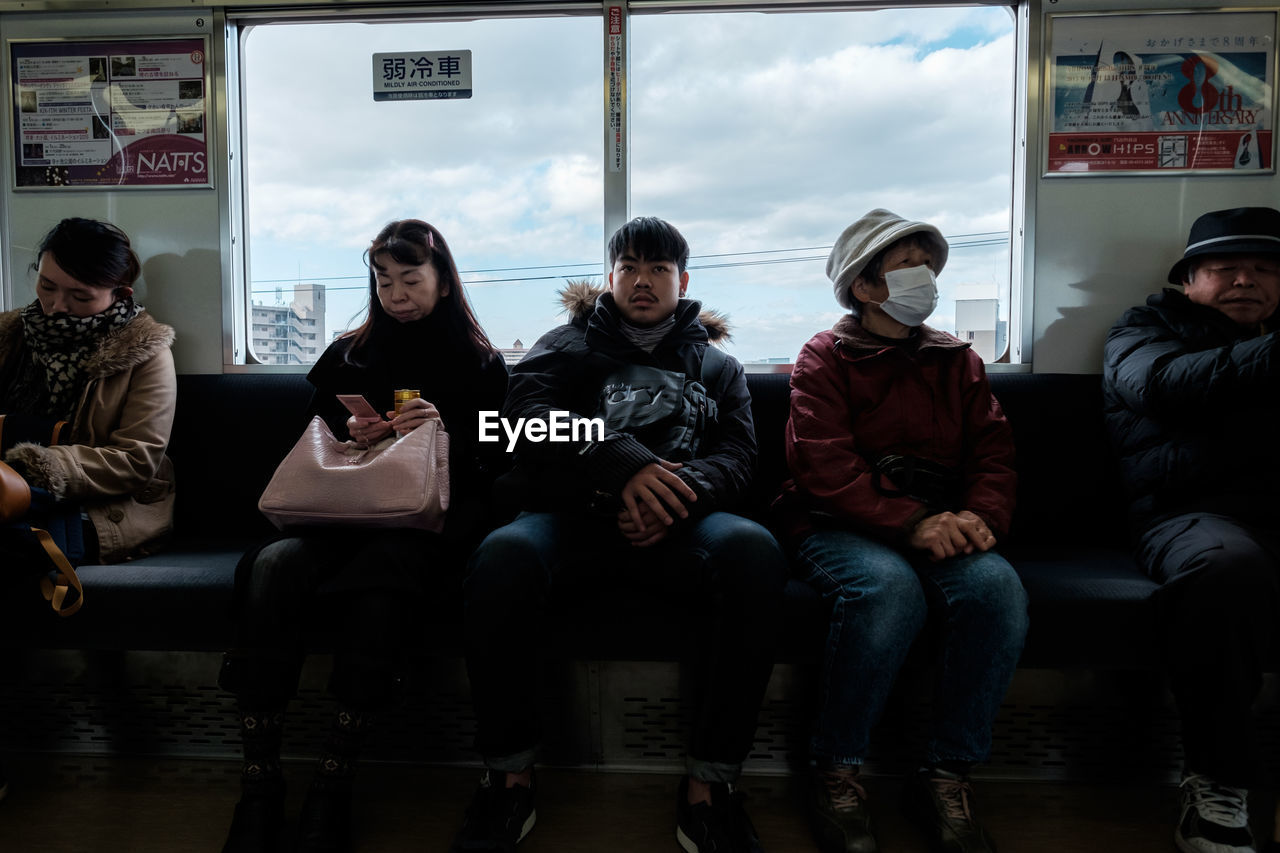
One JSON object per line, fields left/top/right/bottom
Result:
{"left": 775, "top": 315, "right": 1016, "bottom": 544}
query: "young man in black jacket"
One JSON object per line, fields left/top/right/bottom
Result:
{"left": 450, "top": 217, "right": 787, "bottom": 853}
{"left": 1103, "top": 207, "right": 1280, "bottom": 853}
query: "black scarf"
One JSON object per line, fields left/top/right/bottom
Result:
{"left": 17, "top": 297, "right": 141, "bottom": 419}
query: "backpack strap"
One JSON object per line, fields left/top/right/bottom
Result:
{"left": 693, "top": 344, "right": 726, "bottom": 440}
{"left": 699, "top": 344, "right": 728, "bottom": 388}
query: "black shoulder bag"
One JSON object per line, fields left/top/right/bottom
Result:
{"left": 869, "top": 452, "right": 962, "bottom": 513}
{"left": 594, "top": 346, "right": 726, "bottom": 463}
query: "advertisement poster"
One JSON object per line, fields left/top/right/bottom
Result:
{"left": 10, "top": 37, "right": 211, "bottom": 189}
{"left": 1046, "top": 12, "right": 1276, "bottom": 175}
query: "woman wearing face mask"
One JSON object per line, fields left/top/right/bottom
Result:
{"left": 774, "top": 209, "right": 1025, "bottom": 853}
{"left": 0, "top": 217, "right": 176, "bottom": 566}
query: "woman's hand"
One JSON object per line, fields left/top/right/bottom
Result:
{"left": 387, "top": 397, "right": 441, "bottom": 436}
{"left": 907, "top": 510, "right": 996, "bottom": 562}
{"left": 347, "top": 415, "right": 393, "bottom": 444}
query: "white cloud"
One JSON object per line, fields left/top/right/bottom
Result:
{"left": 242, "top": 7, "right": 1017, "bottom": 362}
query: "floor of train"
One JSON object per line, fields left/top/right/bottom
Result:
{"left": 1, "top": 754, "right": 1276, "bottom": 852}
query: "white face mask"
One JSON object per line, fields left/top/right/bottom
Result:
{"left": 872, "top": 265, "right": 939, "bottom": 326}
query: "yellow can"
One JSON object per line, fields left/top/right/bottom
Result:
{"left": 393, "top": 389, "right": 421, "bottom": 415}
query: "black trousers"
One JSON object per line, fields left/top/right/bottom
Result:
{"left": 220, "top": 528, "right": 445, "bottom": 711}
{"left": 462, "top": 510, "right": 788, "bottom": 783}
{"left": 1138, "top": 512, "right": 1280, "bottom": 787}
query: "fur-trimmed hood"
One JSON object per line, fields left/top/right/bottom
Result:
{"left": 0, "top": 306, "right": 175, "bottom": 378}
{"left": 558, "top": 280, "right": 731, "bottom": 343}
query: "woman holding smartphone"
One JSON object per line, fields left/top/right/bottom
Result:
{"left": 219, "top": 220, "right": 508, "bottom": 853}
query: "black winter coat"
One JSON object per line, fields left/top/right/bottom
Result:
{"left": 306, "top": 313, "right": 510, "bottom": 544}
{"left": 1102, "top": 288, "right": 1280, "bottom": 534}
{"left": 498, "top": 284, "right": 756, "bottom": 521}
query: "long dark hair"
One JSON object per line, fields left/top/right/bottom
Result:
{"left": 342, "top": 219, "right": 496, "bottom": 365}
{"left": 31, "top": 218, "right": 141, "bottom": 293}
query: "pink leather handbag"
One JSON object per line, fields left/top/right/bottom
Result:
{"left": 258, "top": 414, "right": 450, "bottom": 532}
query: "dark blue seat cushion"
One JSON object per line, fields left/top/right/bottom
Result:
{"left": 2, "top": 539, "right": 247, "bottom": 651}
{"left": 4, "top": 371, "right": 1163, "bottom": 673}
{"left": 1011, "top": 547, "right": 1158, "bottom": 667}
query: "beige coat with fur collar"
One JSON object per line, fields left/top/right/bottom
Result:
{"left": 0, "top": 309, "right": 176, "bottom": 562}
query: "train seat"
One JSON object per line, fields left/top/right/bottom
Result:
{"left": 2, "top": 368, "right": 1158, "bottom": 671}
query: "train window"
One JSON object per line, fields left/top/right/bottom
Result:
{"left": 630, "top": 6, "right": 1016, "bottom": 364}
{"left": 233, "top": 5, "right": 1016, "bottom": 366}
{"left": 235, "top": 15, "right": 604, "bottom": 365}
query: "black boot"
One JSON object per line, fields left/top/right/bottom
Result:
{"left": 295, "top": 777, "right": 354, "bottom": 853}
{"left": 294, "top": 707, "right": 370, "bottom": 853}
{"left": 222, "top": 710, "right": 287, "bottom": 853}
{"left": 222, "top": 784, "right": 286, "bottom": 853}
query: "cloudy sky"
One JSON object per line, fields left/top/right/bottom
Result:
{"left": 243, "top": 6, "right": 1015, "bottom": 363}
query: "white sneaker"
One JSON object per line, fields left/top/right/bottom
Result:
{"left": 1176, "top": 773, "right": 1255, "bottom": 853}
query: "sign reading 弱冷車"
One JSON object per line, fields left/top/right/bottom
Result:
{"left": 372, "top": 51, "right": 472, "bottom": 101}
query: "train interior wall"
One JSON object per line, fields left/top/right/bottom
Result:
{"left": 2, "top": 3, "right": 1280, "bottom": 844}
{"left": 1, "top": 0, "right": 1279, "bottom": 374}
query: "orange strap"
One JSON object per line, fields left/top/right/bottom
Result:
{"left": 0, "top": 416, "right": 81, "bottom": 615}
{"left": 31, "top": 526, "right": 84, "bottom": 617}
{"left": 0, "top": 415, "right": 68, "bottom": 448}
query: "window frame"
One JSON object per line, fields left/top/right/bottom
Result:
{"left": 223, "top": 0, "right": 1027, "bottom": 369}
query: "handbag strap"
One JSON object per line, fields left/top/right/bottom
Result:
{"left": 31, "top": 526, "right": 84, "bottom": 617}
{"left": 0, "top": 414, "right": 69, "bottom": 448}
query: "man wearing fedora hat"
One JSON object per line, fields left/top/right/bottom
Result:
{"left": 775, "top": 209, "right": 1026, "bottom": 853}
{"left": 1104, "top": 206, "right": 1280, "bottom": 853}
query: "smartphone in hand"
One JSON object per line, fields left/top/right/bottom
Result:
{"left": 337, "top": 394, "right": 382, "bottom": 420}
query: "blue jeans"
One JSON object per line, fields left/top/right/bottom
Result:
{"left": 796, "top": 528, "right": 1028, "bottom": 767}
{"left": 464, "top": 510, "right": 788, "bottom": 783}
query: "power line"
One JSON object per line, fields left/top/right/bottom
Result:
{"left": 250, "top": 233, "right": 1011, "bottom": 294}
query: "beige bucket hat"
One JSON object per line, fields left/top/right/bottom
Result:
{"left": 827, "top": 209, "right": 949, "bottom": 309}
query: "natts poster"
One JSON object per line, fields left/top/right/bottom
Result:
{"left": 11, "top": 37, "right": 210, "bottom": 189}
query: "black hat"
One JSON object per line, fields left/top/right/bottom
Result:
{"left": 1168, "top": 206, "right": 1280, "bottom": 284}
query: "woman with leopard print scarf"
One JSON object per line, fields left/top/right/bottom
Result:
{"left": 0, "top": 217, "right": 176, "bottom": 565}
